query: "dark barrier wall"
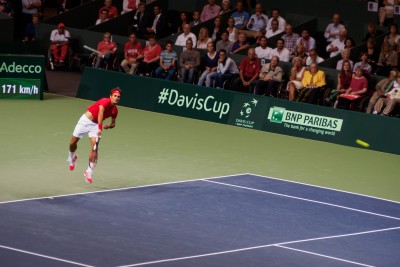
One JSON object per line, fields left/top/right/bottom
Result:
{"left": 0, "top": 13, "right": 14, "bottom": 43}
{"left": 77, "top": 68, "right": 399, "bottom": 155}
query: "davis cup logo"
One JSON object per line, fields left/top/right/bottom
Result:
{"left": 240, "top": 98, "right": 258, "bottom": 118}
{"left": 235, "top": 98, "right": 258, "bottom": 128}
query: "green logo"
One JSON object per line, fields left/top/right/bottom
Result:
{"left": 269, "top": 107, "right": 285, "bottom": 123}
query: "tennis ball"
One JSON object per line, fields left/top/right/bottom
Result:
{"left": 356, "top": 139, "right": 370, "bottom": 148}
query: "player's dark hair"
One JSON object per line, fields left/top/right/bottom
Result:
{"left": 110, "top": 87, "right": 122, "bottom": 95}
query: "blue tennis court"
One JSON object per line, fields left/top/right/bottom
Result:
{"left": 0, "top": 174, "right": 399, "bottom": 267}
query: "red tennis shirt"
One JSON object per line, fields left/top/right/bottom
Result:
{"left": 87, "top": 98, "right": 118, "bottom": 123}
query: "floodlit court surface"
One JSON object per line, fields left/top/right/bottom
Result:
{"left": 0, "top": 94, "right": 399, "bottom": 267}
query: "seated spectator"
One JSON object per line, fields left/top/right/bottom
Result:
{"left": 131, "top": 2, "right": 149, "bottom": 35}
{"left": 120, "top": 33, "right": 143, "bottom": 74}
{"left": 236, "top": 48, "right": 261, "bottom": 93}
{"left": 22, "top": 0, "right": 42, "bottom": 37}
{"left": 362, "top": 22, "right": 384, "bottom": 42}
{"left": 197, "top": 27, "right": 213, "bottom": 49}
{"left": 96, "top": 9, "right": 109, "bottom": 25}
{"left": 216, "top": 30, "right": 233, "bottom": 52}
{"left": 326, "top": 28, "right": 347, "bottom": 58}
{"left": 145, "top": 5, "right": 167, "bottom": 38}
{"left": 201, "top": 0, "right": 220, "bottom": 22}
{"left": 198, "top": 42, "right": 219, "bottom": 87}
{"left": 50, "top": 23, "right": 71, "bottom": 67}
{"left": 353, "top": 52, "right": 372, "bottom": 74}
{"left": 121, "top": 0, "right": 139, "bottom": 15}
{"left": 296, "top": 28, "right": 316, "bottom": 55}
{"left": 336, "top": 48, "right": 354, "bottom": 70}
{"left": 136, "top": 35, "right": 162, "bottom": 76}
{"left": 231, "top": 32, "right": 250, "bottom": 54}
{"left": 255, "top": 36, "right": 272, "bottom": 64}
{"left": 155, "top": 40, "right": 178, "bottom": 80}
{"left": 383, "top": 23, "right": 400, "bottom": 53}
{"left": 99, "top": 0, "right": 118, "bottom": 19}
{"left": 24, "top": 13, "right": 39, "bottom": 42}
{"left": 227, "top": 17, "right": 239, "bottom": 42}
{"left": 219, "top": 0, "right": 231, "bottom": 15}
{"left": 231, "top": 0, "right": 249, "bottom": 30}
{"left": 266, "top": 8, "right": 286, "bottom": 32}
{"left": 265, "top": 18, "right": 283, "bottom": 38}
{"left": 373, "top": 90, "right": 400, "bottom": 115}
{"left": 190, "top": 11, "right": 201, "bottom": 27}
{"left": 208, "top": 49, "right": 239, "bottom": 88}
{"left": 298, "top": 63, "right": 326, "bottom": 103}
{"left": 287, "top": 57, "right": 306, "bottom": 101}
{"left": 246, "top": 3, "right": 268, "bottom": 33}
{"left": 58, "top": 0, "right": 81, "bottom": 14}
{"left": 305, "top": 49, "right": 324, "bottom": 66}
{"left": 366, "top": 38, "right": 379, "bottom": 73}
{"left": 175, "top": 24, "right": 197, "bottom": 48}
{"left": 378, "top": 0, "right": 396, "bottom": 26}
{"left": 334, "top": 66, "right": 368, "bottom": 109}
{"left": 329, "top": 60, "right": 353, "bottom": 105}
{"left": 281, "top": 24, "right": 300, "bottom": 55}
{"left": 376, "top": 41, "right": 398, "bottom": 76}
{"left": 255, "top": 28, "right": 267, "bottom": 44}
{"left": 0, "top": 0, "right": 13, "bottom": 16}
{"left": 270, "top": 38, "right": 290, "bottom": 62}
{"left": 345, "top": 37, "right": 356, "bottom": 50}
{"left": 291, "top": 43, "right": 307, "bottom": 65}
{"left": 254, "top": 56, "right": 283, "bottom": 96}
{"left": 324, "top": 13, "right": 345, "bottom": 43}
{"left": 366, "top": 69, "right": 398, "bottom": 113}
{"left": 177, "top": 11, "right": 190, "bottom": 33}
{"left": 210, "top": 16, "right": 223, "bottom": 43}
{"left": 179, "top": 39, "right": 201, "bottom": 83}
{"left": 94, "top": 32, "right": 116, "bottom": 69}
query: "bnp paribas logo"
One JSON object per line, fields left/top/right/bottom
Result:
{"left": 269, "top": 106, "right": 285, "bottom": 123}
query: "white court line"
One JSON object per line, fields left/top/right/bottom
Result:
{"left": 117, "top": 226, "right": 400, "bottom": 267}
{"left": 0, "top": 245, "right": 93, "bottom": 267}
{"left": 274, "top": 245, "right": 375, "bottom": 267}
{"left": 248, "top": 173, "right": 400, "bottom": 205}
{"left": 0, "top": 173, "right": 248, "bottom": 205}
{"left": 203, "top": 180, "right": 400, "bottom": 221}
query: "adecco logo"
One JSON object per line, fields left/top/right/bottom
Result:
{"left": 0, "top": 62, "right": 43, "bottom": 74}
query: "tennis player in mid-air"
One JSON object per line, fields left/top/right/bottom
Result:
{"left": 67, "top": 88, "right": 121, "bottom": 183}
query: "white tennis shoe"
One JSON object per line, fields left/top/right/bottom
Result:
{"left": 84, "top": 172, "right": 93, "bottom": 183}
{"left": 69, "top": 154, "right": 78, "bottom": 171}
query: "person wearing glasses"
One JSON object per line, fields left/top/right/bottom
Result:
{"left": 94, "top": 32, "right": 117, "bottom": 69}
{"left": 96, "top": 9, "right": 109, "bottom": 25}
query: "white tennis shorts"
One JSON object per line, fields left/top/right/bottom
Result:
{"left": 72, "top": 114, "right": 98, "bottom": 138}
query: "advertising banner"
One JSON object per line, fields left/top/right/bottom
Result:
{"left": 0, "top": 54, "right": 46, "bottom": 100}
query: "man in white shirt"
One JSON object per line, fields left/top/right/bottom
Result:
{"left": 247, "top": 3, "right": 268, "bottom": 32}
{"left": 50, "top": 23, "right": 71, "bottom": 66}
{"left": 255, "top": 36, "right": 272, "bottom": 64}
{"left": 305, "top": 49, "right": 324, "bottom": 66}
{"left": 324, "top": 13, "right": 345, "bottom": 43}
{"left": 175, "top": 24, "right": 197, "bottom": 48}
{"left": 265, "top": 19, "right": 283, "bottom": 38}
{"left": 270, "top": 38, "right": 290, "bottom": 62}
{"left": 266, "top": 8, "right": 286, "bottom": 32}
{"left": 326, "top": 28, "right": 347, "bottom": 58}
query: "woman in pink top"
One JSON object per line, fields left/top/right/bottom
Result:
{"left": 335, "top": 66, "right": 368, "bottom": 109}
{"left": 136, "top": 35, "right": 162, "bottom": 76}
